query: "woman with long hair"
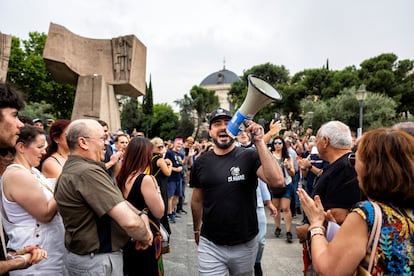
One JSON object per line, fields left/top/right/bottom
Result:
{"left": 270, "top": 136, "right": 295, "bottom": 243}
{"left": 117, "top": 137, "right": 165, "bottom": 276}
{"left": 150, "top": 137, "right": 173, "bottom": 235}
{"left": 41, "top": 119, "right": 70, "bottom": 179}
{"left": 298, "top": 128, "right": 414, "bottom": 275}
{"left": 1, "top": 124, "right": 65, "bottom": 275}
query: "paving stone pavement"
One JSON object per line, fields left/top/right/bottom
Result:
{"left": 163, "top": 187, "right": 304, "bottom": 276}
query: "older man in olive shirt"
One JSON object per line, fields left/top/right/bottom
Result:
{"left": 55, "top": 119, "right": 152, "bottom": 275}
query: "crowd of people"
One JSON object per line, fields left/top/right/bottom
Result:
{"left": 1, "top": 82, "right": 413, "bottom": 275}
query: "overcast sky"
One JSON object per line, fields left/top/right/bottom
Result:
{"left": 1, "top": 0, "right": 413, "bottom": 110}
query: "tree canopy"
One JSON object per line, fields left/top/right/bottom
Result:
{"left": 8, "top": 32, "right": 76, "bottom": 119}
{"left": 7, "top": 31, "right": 413, "bottom": 139}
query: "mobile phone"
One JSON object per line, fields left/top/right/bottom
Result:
{"left": 273, "top": 112, "right": 279, "bottom": 121}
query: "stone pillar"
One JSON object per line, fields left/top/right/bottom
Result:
{"left": 72, "top": 75, "right": 121, "bottom": 131}
{"left": 0, "top": 33, "right": 12, "bottom": 83}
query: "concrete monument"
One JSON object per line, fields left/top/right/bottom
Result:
{"left": 43, "top": 23, "right": 147, "bottom": 131}
{"left": 0, "top": 32, "right": 12, "bottom": 83}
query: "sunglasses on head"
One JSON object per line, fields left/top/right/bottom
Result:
{"left": 274, "top": 141, "right": 283, "bottom": 145}
{"left": 348, "top": 152, "right": 356, "bottom": 167}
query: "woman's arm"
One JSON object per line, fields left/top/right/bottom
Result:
{"left": 41, "top": 157, "right": 62, "bottom": 178}
{"left": 4, "top": 169, "right": 57, "bottom": 223}
{"left": 285, "top": 156, "right": 295, "bottom": 177}
{"left": 298, "top": 189, "right": 367, "bottom": 275}
{"left": 310, "top": 213, "right": 367, "bottom": 275}
{"left": 141, "top": 175, "right": 165, "bottom": 219}
{"left": 157, "top": 157, "right": 172, "bottom": 177}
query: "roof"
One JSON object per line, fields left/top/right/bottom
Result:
{"left": 200, "top": 68, "right": 240, "bottom": 86}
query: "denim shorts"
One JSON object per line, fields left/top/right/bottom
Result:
{"left": 271, "top": 183, "right": 294, "bottom": 199}
{"left": 167, "top": 179, "right": 182, "bottom": 197}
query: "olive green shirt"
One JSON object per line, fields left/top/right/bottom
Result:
{"left": 55, "top": 155, "right": 128, "bottom": 255}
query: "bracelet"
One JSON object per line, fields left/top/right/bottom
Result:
{"left": 7, "top": 254, "right": 27, "bottom": 267}
{"left": 308, "top": 225, "right": 326, "bottom": 240}
{"left": 308, "top": 225, "right": 326, "bottom": 232}
{"left": 138, "top": 210, "right": 148, "bottom": 216}
{"left": 309, "top": 227, "right": 325, "bottom": 239}
{"left": 194, "top": 230, "right": 200, "bottom": 234}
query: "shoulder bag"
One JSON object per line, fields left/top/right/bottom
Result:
{"left": 355, "top": 201, "right": 382, "bottom": 276}
{"left": 149, "top": 219, "right": 170, "bottom": 255}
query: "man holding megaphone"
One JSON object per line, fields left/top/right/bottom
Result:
{"left": 190, "top": 107, "right": 285, "bottom": 276}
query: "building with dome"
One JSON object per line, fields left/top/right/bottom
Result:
{"left": 200, "top": 65, "right": 241, "bottom": 111}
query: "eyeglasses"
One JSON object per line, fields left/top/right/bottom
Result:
{"left": 84, "top": 136, "right": 106, "bottom": 142}
{"left": 274, "top": 141, "right": 283, "bottom": 145}
{"left": 348, "top": 153, "right": 356, "bottom": 167}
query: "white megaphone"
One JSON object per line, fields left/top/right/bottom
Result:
{"left": 227, "top": 75, "right": 282, "bottom": 138}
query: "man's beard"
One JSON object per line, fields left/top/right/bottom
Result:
{"left": 212, "top": 137, "right": 234, "bottom": 150}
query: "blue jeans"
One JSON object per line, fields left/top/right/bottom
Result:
{"left": 256, "top": 206, "right": 267, "bottom": 263}
{"left": 293, "top": 173, "right": 300, "bottom": 208}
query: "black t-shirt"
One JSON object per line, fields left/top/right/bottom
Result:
{"left": 312, "top": 152, "right": 362, "bottom": 211}
{"left": 190, "top": 147, "right": 261, "bottom": 245}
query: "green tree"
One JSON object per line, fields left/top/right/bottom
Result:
{"left": 175, "top": 94, "right": 195, "bottom": 138}
{"left": 143, "top": 75, "right": 153, "bottom": 116}
{"left": 20, "top": 101, "right": 55, "bottom": 121}
{"left": 300, "top": 87, "right": 397, "bottom": 133}
{"left": 120, "top": 97, "right": 144, "bottom": 134}
{"left": 146, "top": 104, "right": 179, "bottom": 140}
{"left": 7, "top": 32, "right": 76, "bottom": 118}
{"left": 189, "top": 85, "right": 219, "bottom": 139}
{"left": 358, "top": 53, "right": 414, "bottom": 117}
{"left": 228, "top": 63, "right": 290, "bottom": 126}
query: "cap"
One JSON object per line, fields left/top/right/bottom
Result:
{"left": 32, "top": 118, "right": 43, "bottom": 124}
{"left": 186, "top": 136, "right": 194, "bottom": 143}
{"left": 209, "top": 108, "right": 232, "bottom": 125}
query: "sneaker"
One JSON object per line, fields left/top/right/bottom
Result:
{"left": 177, "top": 209, "right": 187, "bottom": 215}
{"left": 168, "top": 214, "right": 176, "bottom": 223}
{"left": 286, "top": 232, "right": 293, "bottom": 243}
{"left": 173, "top": 212, "right": 181, "bottom": 218}
{"left": 274, "top": 227, "right": 281, "bottom": 238}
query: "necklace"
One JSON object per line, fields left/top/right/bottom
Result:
{"left": 56, "top": 151, "right": 68, "bottom": 160}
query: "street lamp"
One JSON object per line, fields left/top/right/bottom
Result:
{"left": 307, "top": 111, "right": 314, "bottom": 128}
{"left": 355, "top": 89, "right": 367, "bottom": 137}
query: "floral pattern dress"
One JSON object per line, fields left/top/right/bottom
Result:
{"left": 352, "top": 201, "right": 414, "bottom": 275}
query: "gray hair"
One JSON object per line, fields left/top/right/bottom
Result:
{"left": 318, "top": 121, "right": 352, "bottom": 149}
{"left": 66, "top": 119, "right": 94, "bottom": 151}
{"left": 392, "top": 122, "right": 414, "bottom": 137}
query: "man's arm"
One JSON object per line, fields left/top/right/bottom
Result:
{"left": 191, "top": 187, "right": 203, "bottom": 245}
{"left": 107, "top": 200, "right": 151, "bottom": 244}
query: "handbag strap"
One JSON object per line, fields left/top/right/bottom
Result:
{"left": 366, "top": 201, "right": 382, "bottom": 273}
{"left": 148, "top": 218, "right": 161, "bottom": 233}
{"left": 151, "top": 155, "right": 162, "bottom": 177}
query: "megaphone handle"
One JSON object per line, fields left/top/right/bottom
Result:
{"left": 242, "top": 120, "right": 257, "bottom": 139}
